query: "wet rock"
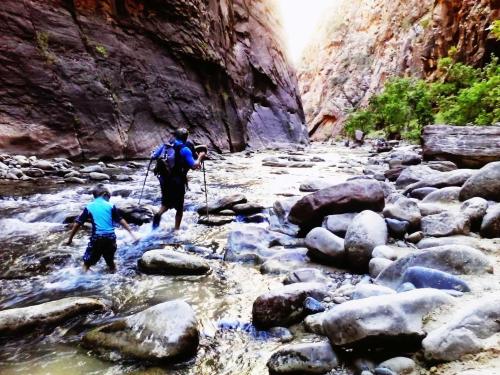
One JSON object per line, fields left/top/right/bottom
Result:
{"left": 322, "top": 289, "right": 453, "bottom": 348}
{"left": 83, "top": 300, "right": 198, "bottom": 362}
{"left": 115, "top": 203, "right": 153, "bottom": 225}
{"left": 345, "top": 211, "right": 388, "bottom": 272}
{"left": 31, "top": 160, "right": 56, "bottom": 170}
{"left": 0, "top": 297, "right": 105, "bottom": 335}
{"left": 421, "top": 212, "right": 470, "bottom": 237}
{"left": 81, "top": 165, "right": 104, "bottom": 173}
{"left": 401, "top": 266, "right": 470, "bottom": 292}
{"left": 304, "top": 297, "right": 325, "bottom": 314}
{"left": 267, "top": 341, "right": 338, "bottom": 374}
{"left": 89, "top": 172, "right": 110, "bottom": 181}
{"left": 375, "top": 245, "right": 493, "bottom": 288}
{"left": 283, "top": 268, "right": 329, "bottom": 285}
{"left": 260, "top": 249, "right": 310, "bottom": 275}
{"left": 64, "top": 176, "right": 86, "bottom": 184}
{"left": 112, "top": 174, "right": 133, "bottom": 182}
{"left": 198, "top": 216, "right": 234, "bottom": 226}
{"left": 369, "top": 258, "right": 393, "bottom": 278}
{"left": 422, "top": 293, "right": 500, "bottom": 361}
{"left": 64, "top": 171, "right": 81, "bottom": 178}
{"left": 322, "top": 213, "right": 357, "bottom": 237}
{"left": 351, "top": 284, "right": 396, "bottom": 300}
{"left": 252, "top": 282, "right": 328, "bottom": 328}
{"left": 305, "top": 227, "right": 345, "bottom": 264}
{"left": 225, "top": 225, "right": 287, "bottom": 264}
{"left": 231, "top": 202, "right": 264, "bottom": 215}
{"left": 403, "top": 169, "right": 476, "bottom": 195}
{"left": 409, "top": 187, "right": 438, "bottom": 200}
{"left": 421, "top": 186, "right": 461, "bottom": 204}
{"left": 273, "top": 197, "right": 302, "bottom": 223}
{"left": 385, "top": 218, "right": 409, "bottom": 239}
{"left": 480, "top": 204, "right": 500, "bottom": 238}
{"left": 459, "top": 161, "right": 500, "bottom": 202}
{"left": 242, "top": 213, "right": 268, "bottom": 223}
{"left": 138, "top": 249, "right": 210, "bottom": 275}
{"left": 22, "top": 167, "right": 45, "bottom": 178}
{"left": 395, "top": 165, "right": 437, "bottom": 189}
{"left": 197, "top": 194, "right": 247, "bottom": 214}
{"left": 288, "top": 179, "right": 385, "bottom": 228}
{"left": 111, "top": 189, "right": 133, "bottom": 197}
{"left": 383, "top": 196, "right": 421, "bottom": 227}
{"left": 375, "top": 357, "right": 416, "bottom": 375}
{"left": 299, "top": 179, "right": 333, "bottom": 192}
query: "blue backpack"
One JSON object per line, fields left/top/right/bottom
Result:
{"left": 153, "top": 143, "right": 179, "bottom": 179}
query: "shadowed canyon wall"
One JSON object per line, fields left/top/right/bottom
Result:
{"left": 0, "top": 0, "right": 307, "bottom": 160}
{"left": 299, "top": 0, "right": 500, "bottom": 140}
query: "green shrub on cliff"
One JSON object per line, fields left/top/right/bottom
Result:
{"left": 344, "top": 54, "right": 500, "bottom": 140}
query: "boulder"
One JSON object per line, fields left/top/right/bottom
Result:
{"left": 262, "top": 157, "right": 290, "bottom": 167}
{"left": 345, "top": 211, "right": 388, "bottom": 272}
{"left": 83, "top": 300, "right": 198, "bottom": 362}
{"left": 288, "top": 180, "right": 385, "bottom": 228}
{"left": 267, "top": 341, "right": 338, "bottom": 374}
{"left": 32, "top": 160, "right": 56, "bottom": 170}
{"left": 113, "top": 174, "right": 133, "bottom": 182}
{"left": 460, "top": 197, "right": 488, "bottom": 224}
{"left": 231, "top": 202, "right": 264, "bottom": 215}
{"left": 375, "top": 357, "right": 416, "bottom": 375}
{"left": 422, "top": 125, "right": 500, "bottom": 168}
{"left": 375, "top": 245, "right": 493, "bottom": 288}
{"left": 480, "top": 204, "right": 500, "bottom": 238}
{"left": 401, "top": 266, "right": 470, "bottom": 292}
{"left": 115, "top": 203, "right": 153, "bottom": 225}
{"left": 406, "top": 231, "right": 424, "bottom": 244}
{"left": 305, "top": 227, "right": 345, "bottom": 264}
{"left": 409, "top": 187, "right": 438, "bottom": 200}
{"left": 422, "top": 293, "right": 500, "bottom": 361}
{"left": 382, "top": 196, "right": 421, "bottom": 227}
{"left": 252, "top": 282, "right": 328, "bottom": 328}
{"left": 395, "top": 165, "right": 437, "bottom": 189}
{"left": 459, "top": 161, "right": 500, "bottom": 202}
{"left": 403, "top": 169, "right": 476, "bottom": 194}
{"left": 138, "top": 249, "right": 210, "bottom": 275}
{"left": 421, "top": 212, "right": 470, "bottom": 237}
{"left": 0, "top": 297, "right": 105, "bottom": 335}
{"left": 197, "top": 194, "right": 247, "bottom": 214}
{"left": 322, "top": 213, "right": 357, "bottom": 237}
{"left": 421, "top": 187, "right": 461, "bottom": 204}
{"left": 283, "top": 268, "right": 329, "bottom": 285}
{"left": 322, "top": 289, "right": 453, "bottom": 347}
{"left": 89, "top": 172, "right": 110, "bottom": 181}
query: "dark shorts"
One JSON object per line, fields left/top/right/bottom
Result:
{"left": 83, "top": 233, "right": 117, "bottom": 267}
{"left": 159, "top": 175, "right": 185, "bottom": 211}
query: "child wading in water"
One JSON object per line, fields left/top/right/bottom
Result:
{"left": 66, "top": 184, "right": 137, "bottom": 272}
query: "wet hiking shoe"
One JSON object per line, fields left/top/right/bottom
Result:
{"left": 152, "top": 213, "right": 161, "bottom": 229}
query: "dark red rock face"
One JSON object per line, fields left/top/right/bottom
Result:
{"left": 0, "top": 0, "right": 307, "bottom": 160}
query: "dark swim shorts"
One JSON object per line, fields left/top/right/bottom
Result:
{"left": 159, "top": 175, "right": 185, "bottom": 211}
{"left": 83, "top": 233, "right": 117, "bottom": 267}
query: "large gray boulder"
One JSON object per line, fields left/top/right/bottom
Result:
{"left": 480, "top": 204, "right": 500, "bottom": 239}
{"left": 322, "top": 289, "right": 453, "bottom": 347}
{"left": 0, "top": 297, "right": 105, "bottom": 335}
{"left": 305, "top": 227, "right": 345, "bottom": 264}
{"left": 267, "top": 341, "right": 338, "bottom": 374}
{"left": 252, "top": 282, "right": 328, "bottom": 328}
{"left": 345, "top": 211, "right": 388, "bottom": 272}
{"left": 83, "top": 300, "right": 198, "bottom": 362}
{"left": 422, "top": 293, "right": 500, "bottom": 361}
{"left": 288, "top": 180, "right": 385, "bottom": 227}
{"left": 138, "top": 249, "right": 210, "bottom": 275}
{"left": 403, "top": 169, "right": 476, "bottom": 195}
{"left": 395, "top": 165, "right": 437, "bottom": 189}
{"left": 375, "top": 245, "right": 493, "bottom": 289}
{"left": 459, "top": 161, "right": 500, "bottom": 202}
{"left": 421, "top": 212, "right": 470, "bottom": 237}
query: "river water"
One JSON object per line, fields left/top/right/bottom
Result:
{"left": 0, "top": 144, "right": 368, "bottom": 375}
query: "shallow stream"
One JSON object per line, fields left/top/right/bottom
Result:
{"left": 0, "top": 144, "right": 368, "bottom": 375}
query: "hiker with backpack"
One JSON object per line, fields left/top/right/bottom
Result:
{"left": 150, "top": 128, "right": 207, "bottom": 230}
{"left": 66, "top": 184, "right": 138, "bottom": 272}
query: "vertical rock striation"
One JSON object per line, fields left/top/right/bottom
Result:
{"left": 0, "top": 0, "right": 307, "bottom": 160}
{"left": 299, "top": 0, "right": 499, "bottom": 140}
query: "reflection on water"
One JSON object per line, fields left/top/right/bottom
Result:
{"left": 0, "top": 145, "right": 363, "bottom": 374}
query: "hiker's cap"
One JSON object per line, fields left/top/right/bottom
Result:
{"left": 92, "top": 183, "right": 111, "bottom": 199}
{"left": 174, "top": 127, "right": 189, "bottom": 142}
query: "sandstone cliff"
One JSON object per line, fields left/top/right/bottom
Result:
{"left": 0, "top": 0, "right": 307, "bottom": 160}
{"left": 299, "top": 0, "right": 499, "bottom": 140}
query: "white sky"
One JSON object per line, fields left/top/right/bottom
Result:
{"left": 277, "top": 0, "right": 335, "bottom": 64}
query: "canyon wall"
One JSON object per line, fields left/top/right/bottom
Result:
{"left": 299, "top": 0, "right": 500, "bottom": 140}
{"left": 0, "top": 0, "right": 308, "bottom": 160}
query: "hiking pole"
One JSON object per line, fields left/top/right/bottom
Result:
{"left": 202, "top": 161, "right": 209, "bottom": 220}
{"left": 139, "top": 159, "right": 153, "bottom": 205}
